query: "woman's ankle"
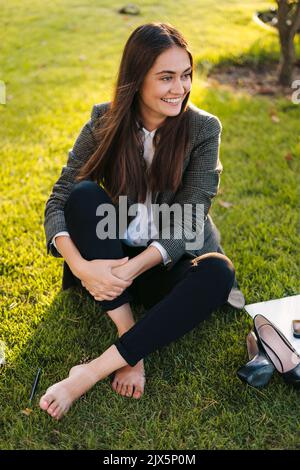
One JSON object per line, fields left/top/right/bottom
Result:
{"left": 117, "top": 321, "right": 135, "bottom": 337}
{"left": 107, "top": 303, "right": 136, "bottom": 336}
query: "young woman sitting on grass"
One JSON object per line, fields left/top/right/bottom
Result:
{"left": 41, "top": 22, "right": 244, "bottom": 420}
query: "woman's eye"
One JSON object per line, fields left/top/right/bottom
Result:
{"left": 161, "top": 73, "right": 191, "bottom": 82}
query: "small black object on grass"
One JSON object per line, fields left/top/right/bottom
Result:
{"left": 29, "top": 368, "right": 42, "bottom": 404}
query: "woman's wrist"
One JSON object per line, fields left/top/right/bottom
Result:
{"left": 69, "top": 258, "right": 89, "bottom": 278}
{"left": 112, "top": 246, "right": 162, "bottom": 280}
{"left": 111, "top": 261, "right": 135, "bottom": 281}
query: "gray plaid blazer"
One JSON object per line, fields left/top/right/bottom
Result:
{"left": 44, "top": 101, "right": 223, "bottom": 271}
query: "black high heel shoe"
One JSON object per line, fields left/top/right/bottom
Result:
{"left": 254, "top": 314, "right": 300, "bottom": 388}
{"left": 237, "top": 330, "right": 275, "bottom": 388}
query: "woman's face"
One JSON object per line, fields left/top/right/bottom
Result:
{"left": 138, "top": 46, "right": 192, "bottom": 125}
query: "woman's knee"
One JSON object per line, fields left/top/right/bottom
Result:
{"left": 192, "top": 252, "right": 235, "bottom": 285}
{"left": 64, "top": 181, "right": 112, "bottom": 217}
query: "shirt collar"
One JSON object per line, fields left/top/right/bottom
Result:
{"left": 136, "top": 120, "right": 157, "bottom": 138}
{"left": 142, "top": 127, "right": 157, "bottom": 138}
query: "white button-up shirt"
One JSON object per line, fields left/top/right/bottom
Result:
{"left": 51, "top": 126, "right": 171, "bottom": 265}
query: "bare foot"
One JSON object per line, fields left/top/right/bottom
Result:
{"left": 111, "top": 359, "right": 145, "bottom": 399}
{"left": 39, "top": 364, "right": 97, "bottom": 420}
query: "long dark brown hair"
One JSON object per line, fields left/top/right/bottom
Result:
{"left": 76, "top": 22, "right": 193, "bottom": 205}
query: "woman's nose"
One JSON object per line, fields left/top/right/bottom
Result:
{"left": 171, "top": 79, "right": 185, "bottom": 95}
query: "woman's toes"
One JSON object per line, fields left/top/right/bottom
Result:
{"left": 116, "top": 382, "right": 123, "bottom": 395}
{"left": 126, "top": 385, "right": 134, "bottom": 397}
{"left": 48, "top": 402, "right": 59, "bottom": 416}
{"left": 111, "top": 380, "right": 118, "bottom": 392}
{"left": 133, "top": 388, "right": 142, "bottom": 399}
{"left": 52, "top": 406, "right": 63, "bottom": 421}
{"left": 53, "top": 411, "right": 61, "bottom": 420}
{"left": 51, "top": 407, "right": 60, "bottom": 419}
{"left": 120, "top": 384, "right": 128, "bottom": 396}
{"left": 39, "top": 393, "right": 55, "bottom": 411}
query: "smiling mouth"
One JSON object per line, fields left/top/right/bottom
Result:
{"left": 161, "top": 96, "right": 184, "bottom": 103}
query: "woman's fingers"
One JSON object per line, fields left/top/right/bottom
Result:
{"left": 109, "top": 274, "right": 132, "bottom": 289}
{"left": 111, "top": 288, "right": 123, "bottom": 296}
{"left": 107, "top": 290, "right": 122, "bottom": 297}
{"left": 94, "top": 294, "right": 115, "bottom": 301}
{"left": 82, "top": 272, "right": 132, "bottom": 292}
{"left": 89, "top": 287, "right": 122, "bottom": 298}
{"left": 82, "top": 280, "right": 128, "bottom": 300}
{"left": 95, "top": 290, "right": 121, "bottom": 300}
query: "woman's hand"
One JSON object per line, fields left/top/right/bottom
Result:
{"left": 77, "top": 257, "right": 133, "bottom": 301}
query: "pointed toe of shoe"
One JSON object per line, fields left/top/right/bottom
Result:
{"left": 237, "top": 361, "right": 274, "bottom": 388}
{"left": 227, "top": 287, "right": 246, "bottom": 310}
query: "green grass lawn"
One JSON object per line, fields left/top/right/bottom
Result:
{"left": 1, "top": 0, "right": 300, "bottom": 450}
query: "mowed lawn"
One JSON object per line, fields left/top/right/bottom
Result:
{"left": 0, "top": 0, "right": 300, "bottom": 450}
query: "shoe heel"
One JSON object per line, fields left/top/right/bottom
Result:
{"left": 237, "top": 329, "right": 275, "bottom": 388}
{"left": 237, "top": 362, "right": 274, "bottom": 388}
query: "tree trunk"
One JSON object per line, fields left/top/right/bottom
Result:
{"left": 278, "top": 33, "right": 296, "bottom": 86}
{"left": 276, "top": 0, "right": 300, "bottom": 87}
{"left": 277, "top": 0, "right": 294, "bottom": 86}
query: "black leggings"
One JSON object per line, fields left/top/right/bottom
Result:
{"left": 64, "top": 181, "right": 235, "bottom": 367}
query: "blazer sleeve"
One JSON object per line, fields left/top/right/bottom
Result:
{"left": 148, "top": 115, "right": 223, "bottom": 268}
{"left": 44, "top": 104, "right": 102, "bottom": 257}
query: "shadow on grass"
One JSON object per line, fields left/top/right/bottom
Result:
{"left": 196, "top": 36, "right": 300, "bottom": 73}
{"left": 195, "top": 37, "right": 300, "bottom": 98}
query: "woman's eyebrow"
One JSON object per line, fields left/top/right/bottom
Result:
{"left": 155, "top": 66, "right": 192, "bottom": 75}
